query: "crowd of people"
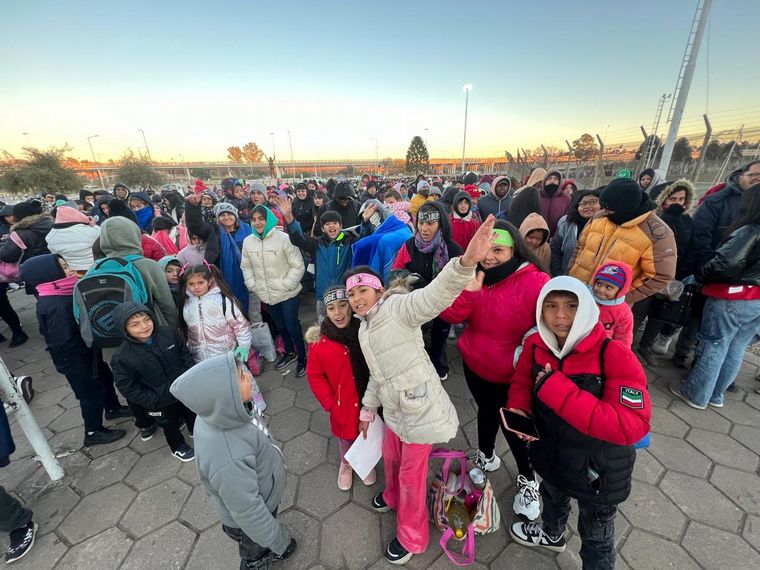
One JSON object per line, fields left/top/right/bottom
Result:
{"left": 0, "top": 160, "right": 759, "bottom": 567}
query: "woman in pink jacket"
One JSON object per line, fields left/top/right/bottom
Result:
{"left": 441, "top": 220, "right": 549, "bottom": 521}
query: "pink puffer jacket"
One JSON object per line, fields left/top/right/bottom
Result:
{"left": 183, "top": 284, "right": 252, "bottom": 363}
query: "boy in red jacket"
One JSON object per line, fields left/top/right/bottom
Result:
{"left": 507, "top": 276, "right": 650, "bottom": 570}
{"left": 450, "top": 191, "right": 481, "bottom": 251}
{"left": 591, "top": 262, "right": 634, "bottom": 347}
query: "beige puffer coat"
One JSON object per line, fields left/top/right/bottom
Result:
{"left": 359, "top": 258, "right": 475, "bottom": 444}
{"left": 241, "top": 229, "right": 304, "bottom": 305}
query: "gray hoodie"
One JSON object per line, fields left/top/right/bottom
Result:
{"left": 169, "top": 353, "right": 291, "bottom": 554}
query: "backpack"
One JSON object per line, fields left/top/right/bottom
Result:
{"left": 73, "top": 255, "right": 149, "bottom": 348}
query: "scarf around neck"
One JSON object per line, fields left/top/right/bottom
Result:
{"left": 37, "top": 274, "right": 78, "bottom": 297}
{"left": 320, "top": 317, "right": 370, "bottom": 399}
{"left": 479, "top": 257, "right": 524, "bottom": 286}
{"left": 414, "top": 230, "right": 449, "bottom": 275}
{"left": 134, "top": 205, "right": 154, "bottom": 232}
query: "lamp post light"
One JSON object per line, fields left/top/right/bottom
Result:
{"left": 461, "top": 84, "right": 472, "bottom": 175}
{"left": 287, "top": 130, "right": 295, "bottom": 183}
{"left": 369, "top": 138, "right": 379, "bottom": 176}
{"left": 87, "top": 134, "right": 106, "bottom": 190}
{"left": 137, "top": 129, "right": 152, "bottom": 161}
{"left": 21, "top": 132, "right": 31, "bottom": 147}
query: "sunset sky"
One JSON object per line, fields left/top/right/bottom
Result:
{"left": 2, "top": 0, "right": 759, "bottom": 162}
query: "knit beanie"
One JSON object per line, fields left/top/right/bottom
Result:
{"left": 54, "top": 205, "right": 89, "bottom": 225}
{"left": 13, "top": 200, "right": 43, "bottom": 220}
{"left": 594, "top": 263, "right": 627, "bottom": 292}
{"left": 213, "top": 202, "right": 239, "bottom": 219}
{"left": 320, "top": 210, "right": 342, "bottom": 226}
{"left": 600, "top": 178, "right": 643, "bottom": 214}
{"left": 416, "top": 180, "right": 431, "bottom": 196}
{"left": 249, "top": 182, "right": 267, "bottom": 196}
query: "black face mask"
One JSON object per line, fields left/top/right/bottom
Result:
{"left": 544, "top": 183, "right": 560, "bottom": 196}
{"left": 666, "top": 204, "right": 685, "bottom": 216}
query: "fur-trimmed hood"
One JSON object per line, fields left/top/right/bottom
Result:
{"left": 11, "top": 212, "right": 53, "bottom": 231}
{"left": 305, "top": 325, "right": 321, "bottom": 344}
{"left": 655, "top": 178, "right": 694, "bottom": 213}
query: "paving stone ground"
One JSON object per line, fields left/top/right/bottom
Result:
{"left": 2, "top": 288, "right": 760, "bottom": 569}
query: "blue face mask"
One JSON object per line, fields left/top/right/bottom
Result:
{"left": 134, "top": 205, "right": 153, "bottom": 232}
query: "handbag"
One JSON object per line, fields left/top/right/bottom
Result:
{"left": 427, "top": 449, "right": 501, "bottom": 567}
{"left": 250, "top": 323, "right": 276, "bottom": 362}
{"left": 648, "top": 283, "right": 699, "bottom": 327}
{"left": 0, "top": 232, "right": 26, "bottom": 283}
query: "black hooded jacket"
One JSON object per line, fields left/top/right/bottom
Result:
{"left": 292, "top": 192, "right": 315, "bottom": 234}
{"left": 110, "top": 303, "right": 194, "bottom": 410}
{"left": 327, "top": 182, "right": 361, "bottom": 227}
{"left": 0, "top": 213, "right": 54, "bottom": 264}
{"left": 697, "top": 224, "right": 760, "bottom": 287}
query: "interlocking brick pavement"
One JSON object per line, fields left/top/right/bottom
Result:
{"left": 2, "top": 287, "right": 760, "bottom": 569}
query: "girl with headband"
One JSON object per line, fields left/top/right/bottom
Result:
{"left": 441, "top": 219, "right": 550, "bottom": 521}
{"left": 304, "top": 285, "right": 374, "bottom": 491}
{"left": 349, "top": 215, "right": 497, "bottom": 565}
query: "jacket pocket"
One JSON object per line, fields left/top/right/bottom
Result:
{"left": 398, "top": 382, "right": 430, "bottom": 412}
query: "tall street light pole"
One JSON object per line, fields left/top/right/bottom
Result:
{"left": 269, "top": 132, "right": 277, "bottom": 179}
{"left": 461, "top": 84, "right": 472, "bottom": 175}
{"left": 287, "top": 130, "right": 295, "bottom": 183}
{"left": 21, "top": 132, "right": 31, "bottom": 147}
{"left": 137, "top": 129, "right": 152, "bottom": 161}
{"left": 87, "top": 135, "right": 106, "bottom": 190}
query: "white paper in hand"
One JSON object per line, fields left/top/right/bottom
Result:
{"left": 345, "top": 417, "right": 385, "bottom": 480}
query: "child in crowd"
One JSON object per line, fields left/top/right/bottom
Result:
{"left": 508, "top": 277, "right": 650, "bottom": 570}
{"left": 449, "top": 190, "right": 481, "bottom": 251}
{"left": 352, "top": 216, "right": 496, "bottom": 565}
{"left": 111, "top": 303, "right": 197, "bottom": 461}
{"left": 519, "top": 213, "right": 551, "bottom": 271}
{"left": 177, "top": 232, "right": 206, "bottom": 266}
{"left": 20, "top": 254, "right": 130, "bottom": 447}
{"left": 273, "top": 195, "right": 375, "bottom": 318}
{"left": 305, "top": 286, "right": 374, "bottom": 490}
{"left": 159, "top": 256, "right": 182, "bottom": 302}
{"left": 170, "top": 353, "right": 297, "bottom": 568}
{"left": 178, "top": 263, "right": 252, "bottom": 364}
{"left": 591, "top": 262, "right": 634, "bottom": 347}
{"left": 383, "top": 189, "right": 413, "bottom": 230}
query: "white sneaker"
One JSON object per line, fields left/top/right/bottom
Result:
{"left": 513, "top": 475, "right": 541, "bottom": 520}
{"left": 651, "top": 334, "right": 672, "bottom": 355}
{"left": 472, "top": 450, "right": 501, "bottom": 472}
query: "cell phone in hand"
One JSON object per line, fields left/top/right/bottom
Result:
{"left": 500, "top": 408, "right": 540, "bottom": 440}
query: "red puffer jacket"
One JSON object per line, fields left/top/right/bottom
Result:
{"left": 508, "top": 322, "right": 650, "bottom": 446}
{"left": 141, "top": 233, "right": 167, "bottom": 261}
{"left": 441, "top": 263, "right": 549, "bottom": 383}
{"left": 306, "top": 330, "right": 361, "bottom": 439}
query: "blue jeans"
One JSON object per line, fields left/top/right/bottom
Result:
{"left": 681, "top": 297, "right": 760, "bottom": 407}
{"left": 269, "top": 296, "right": 306, "bottom": 364}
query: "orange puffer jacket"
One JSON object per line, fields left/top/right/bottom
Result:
{"left": 569, "top": 211, "right": 676, "bottom": 305}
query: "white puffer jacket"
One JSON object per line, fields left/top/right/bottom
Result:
{"left": 359, "top": 258, "right": 475, "bottom": 444}
{"left": 45, "top": 224, "right": 101, "bottom": 271}
{"left": 241, "top": 229, "right": 304, "bottom": 305}
{"left": 183, "top": 285, "right": 252, "bottom": 363}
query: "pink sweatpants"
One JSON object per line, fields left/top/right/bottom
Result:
{"left": 337, "top": 438, "right": 354, "bottom": 464}
{"left": 382, "top": 425, "right": 433, "bottom": 554}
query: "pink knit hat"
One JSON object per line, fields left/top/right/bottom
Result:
{"left": 55, "top": 205, "right": 90, "bottom": 225}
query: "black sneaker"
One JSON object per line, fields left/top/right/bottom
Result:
{"left": 84, "top": 427, "right": 127, "bottom": 446}
{"left": 295, "top": 361, "right": 307, "bottom": 378}
{"left": 384, "top": 537, "right": 412, "bottom": 565}
{"left": 5, "top": 521, "right": 38, "bottom": 563}
{"left": 273, "top": 538, "right": 297, "bottom": 561}
{"left": 509, "top": 521, "right": 566, "bottom": 552}
{"left": 15, "top": 376, "right": 34, "bottom": 404}
{"left": 172, "top": 444, "right": 195, "bottom": 462}
{"left": 140, "top": 423, "right": 158, "bottom": 441}
{"left": 275, "top": 352, "right": 297, "bottom": 370}
{"left": 371, "top": 492, "right": 390, "bottom": 513}
{"left": 104, "top": 405, "right": 133, "bottom": 420}
{"left": 8, "top": 332, "right": 29, "bottom": 348}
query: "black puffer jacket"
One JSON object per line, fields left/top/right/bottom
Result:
{"left": 0, "top": 213, "right": 54, "bottom": 263}
{"left": 697, "top": 224, "right": 760, "bottom": 287}
{"left": 110, "top": 303, "right": 194, "bottom": 410}
{"left": 327, "top": 181, "right": 361, "bottom": 227}
{"left": 690, "top": 169, "right": 743, "bottom": 267}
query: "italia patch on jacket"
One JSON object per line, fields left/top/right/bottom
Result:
{"left": 620, "top": 387, "right": 644, "bottom": 409}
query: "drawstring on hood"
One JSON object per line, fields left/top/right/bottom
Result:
{"left": 536, "top": 276, "right": 599, "bottom": 359}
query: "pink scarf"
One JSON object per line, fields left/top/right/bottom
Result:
{"left": 37, "top": 274, "right": 78, "bottom": 297}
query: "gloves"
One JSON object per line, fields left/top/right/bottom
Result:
{"left": 234, "top": 346, "right": 250, "bottom": 363}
